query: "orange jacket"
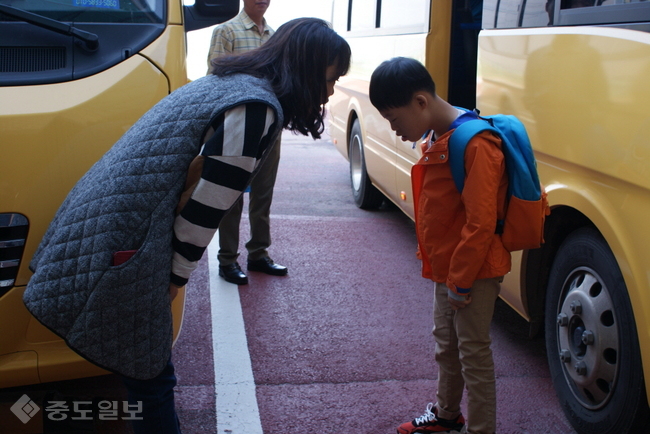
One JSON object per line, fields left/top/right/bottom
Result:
{"left": 411, "top": 129, "right": 511, "bottom": 295}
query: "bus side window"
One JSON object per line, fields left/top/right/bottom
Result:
{"left": 483, "top": 0, "right": 499, "bottom": 28}
{"left": 560, "top": 0, "right": 643, "bottom": 8}
{"left": 522, "top": 0, "right": 555, "bottom": 26}
{"left": 556, "top": 0, "right": 650, "bottom": 26}
{"left": 349, "top": 0, "right": 376, "bottom": 31}
{"left": 378, "top": 0, "right": 428, "bottom": 31}
{"left": 561, "top": 0, "right": 596, "bottom": 9}
{"left": 495, "top": 0, "right": 525, "bottom": 28}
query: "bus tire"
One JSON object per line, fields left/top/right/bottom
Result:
{"left": 545, "top": 227, "right": 650, "bottom": 434}
{"left": 348, "top": 119, "right": 383, "bottom": 209}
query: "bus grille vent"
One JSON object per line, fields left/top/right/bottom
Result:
{"left": 0, "top": 47, "right": 66, "bottom": 72}
{"left": 0, "top": 213, "right": 29, "bottom": 297}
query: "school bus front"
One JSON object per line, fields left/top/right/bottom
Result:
{"left": 0, "top": 0, "right": 237, "bottom": 388}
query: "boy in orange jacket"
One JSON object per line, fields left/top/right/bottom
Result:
{"left": 369, "top": 57, "right": 511, "bottom": 434}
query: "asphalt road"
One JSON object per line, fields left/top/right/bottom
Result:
{"left": 0, "top": 128, "right": 578, "bottom": 434}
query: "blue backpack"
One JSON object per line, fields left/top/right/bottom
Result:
{"left": 448, "top": 112, "right": 549, "bottom": 251}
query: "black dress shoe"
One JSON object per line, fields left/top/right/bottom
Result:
{"left": 218, "top": 263, "right": 248, "bottom": 285}
{"left": 247, "top": 257, "right": 288, "bottom": 276}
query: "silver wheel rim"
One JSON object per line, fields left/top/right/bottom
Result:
{"left": 555, "top": 266, "right": 619, "bottom": 410}
{"left": 349, "top": 133, "right": 363, "bottom": 193}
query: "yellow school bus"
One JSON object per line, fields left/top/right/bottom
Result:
{"left": 328, "top": 0, "right": 650, "bottom": 432}
{"left": 0, "top": 0, "right": 237, "bottom": 388}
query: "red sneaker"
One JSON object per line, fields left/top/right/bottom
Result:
{"left": 396, "top": 403, "right": 466, "bottom": 434}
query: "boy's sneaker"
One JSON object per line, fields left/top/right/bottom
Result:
{"left": 396, "top": 403, "right": 466, "bottom": 434}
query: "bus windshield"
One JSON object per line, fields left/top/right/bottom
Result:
{"left": 0, "top": 0, "right": 164, "bottom": 23}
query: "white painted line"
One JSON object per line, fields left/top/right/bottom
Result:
{"left": 208, "top": 236, "right": 263, "bottom": 434}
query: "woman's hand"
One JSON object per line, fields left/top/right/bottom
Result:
{"left": 169, "top": 283, "right": 181, "bottom": 302}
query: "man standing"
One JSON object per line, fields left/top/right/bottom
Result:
{"left": 206, "top": 0, "right": 288, "bottom": 285}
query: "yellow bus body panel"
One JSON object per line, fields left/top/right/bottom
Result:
{"left": 0, "top": 57, "right": 169, "bottom": 288}
{"left": 478, "top": 26, "right": 650, "bottom": 398}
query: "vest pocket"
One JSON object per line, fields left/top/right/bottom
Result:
{"left": 111, "top": 250, "right": 138, "bottom": 266}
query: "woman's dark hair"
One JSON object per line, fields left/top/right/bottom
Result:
{"left": 369, "top": 57, "right": 436, "bottom": 112}
{"left": 211, "top": 18, "right": 351, "bottom": 139}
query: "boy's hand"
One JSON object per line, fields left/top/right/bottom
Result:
{"left": 448, "top": 294, "right": 472, "bottom": 310}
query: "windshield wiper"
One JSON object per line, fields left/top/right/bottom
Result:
{"left": 0, "top": 4, "right": 98, "bottom": 51}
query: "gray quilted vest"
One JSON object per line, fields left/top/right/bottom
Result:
{"left": 23, "top": 73, "right": 283, "bottom": 380}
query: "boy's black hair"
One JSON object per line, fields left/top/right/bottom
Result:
{"left": 369, "top": 57, "right": 436, "bottom": 111}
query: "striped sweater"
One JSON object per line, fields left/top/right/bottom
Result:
{"left": 170, "top": 102, "right": 276, "bottom": 286}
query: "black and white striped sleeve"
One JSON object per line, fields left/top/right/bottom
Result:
{"left": 170, "top": 102, "right": 277, "bottom": 286}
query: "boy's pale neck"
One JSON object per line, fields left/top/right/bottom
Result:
{"left": 429, "top": 97, "right": 460, "bottom": 136}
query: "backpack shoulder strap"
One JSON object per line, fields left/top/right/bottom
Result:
{"left": 448, "top": 118, "right": 498, "bottom": 192}
{"left": 489, "top": 115, "right": 541, "bottom": 200}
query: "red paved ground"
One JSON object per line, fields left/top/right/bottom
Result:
{"left": 0, "top": 130, "right": 578, "bottom": 434}
{"left": 176, "top": 131, "right": 577, "bottom": 433}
